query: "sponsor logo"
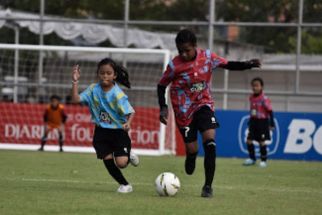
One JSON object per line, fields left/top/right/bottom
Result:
{"left": 238, "top": 115, "right": 280, "bottom": 156}
{"left": 100, "top": 111, "right": 111, "bottom": 123}
{"left": 284, "top": 119, "right": 322, "bottom": 154}
{"left": 190, "top": 82, "right": 206, "bottom": 92}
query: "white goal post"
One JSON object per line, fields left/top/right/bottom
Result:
{"left": 0, "top": 43, "right": 175, "bottom": 156}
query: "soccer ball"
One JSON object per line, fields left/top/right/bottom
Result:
{"left": 155, "top": 172, "right": 180, "bottom": 196}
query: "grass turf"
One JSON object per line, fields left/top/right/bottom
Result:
{"left": 0, "top": 150, "right": 321, "bottom": 215}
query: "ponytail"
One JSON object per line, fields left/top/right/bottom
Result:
{"left": 114, "top": 64, "right": 131, "bottom": 88}
{"left": 97, "top": 58, "right": 131, "bottom": 89}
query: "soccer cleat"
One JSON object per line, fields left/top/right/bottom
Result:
{"left": 117, "top": 184, "right": 133, "bottom": 193}
{"left": 201, "top": 185, "right": 213, "bottom": 198}
{"left": 259, "top": 161, "right": 267, "bottom": 168}
{"left": 243, "top": 158, "right": 256, "bottom": 166}
{"left": 38, "top": 147, "right": 44, "bottom": 151}
{"left": 59, "top": 148, "right": 64, "bottom": 152}
{"left": 129, "top": 152, "right": 139, "bottom": 167}
{"left": 185, "top": 155, "right": 196, "bottom": 175}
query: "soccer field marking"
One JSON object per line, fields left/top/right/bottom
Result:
{"left": 3, "top": 177, "right": 321, "bottom": 196}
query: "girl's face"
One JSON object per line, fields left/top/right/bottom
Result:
{"left": 176, "top": 42, "right": 196, "bottom": 62}
{"left": 251, "top": 80, "right": 263, "bottom": 94}
{"left": 50, "top": 98, "right": 59, "bottom": 108}
{"left": 98, "top": 64, "right": 116, "bottom": 88}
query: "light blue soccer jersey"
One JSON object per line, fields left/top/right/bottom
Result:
{"left": 80, "top": 83, "right": 135, "bottom": 129}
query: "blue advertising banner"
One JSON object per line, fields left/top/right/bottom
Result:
{"left": 197, "top": 110, "right": 322, "bottom": 161}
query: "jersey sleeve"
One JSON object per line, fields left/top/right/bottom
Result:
{"left": 211, "top": 52, "right": 228, "bottom": 68}
{"left": 117, "top": 93, "right": 135, "bottom": 116}
{"left": 158, "top": 61, "right": 175, "bottom": 86}
{"left": 263, "top": 97, "right": 273, "bottom": 112}
{"left": 79, "top": 84, "right": 94, "bottom": 105}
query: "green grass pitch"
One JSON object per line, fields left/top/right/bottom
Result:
{"left": 0, "top": 150, "right": 321, "bottom": 215}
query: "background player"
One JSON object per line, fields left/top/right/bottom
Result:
{"left": 71, "top": 58, "right": 139, "bottom": 193}
{"left": 243, "top": 77, "right": 275, "bottom": 168}
{"left": 157, "top": 29, "right": 261, "bottom": 198}
{"left": 38, "top": 95, "right": 67, "bottom": 152}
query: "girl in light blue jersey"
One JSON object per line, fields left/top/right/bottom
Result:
{"left": 71, "top": 58, "right": 139, "bottom": 193}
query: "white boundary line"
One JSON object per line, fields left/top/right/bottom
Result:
{"left": 0, "top": 143, "right": 172, "bottom": 156}
{"left": 2, "top": 177, "right": 320, "bottom": 195}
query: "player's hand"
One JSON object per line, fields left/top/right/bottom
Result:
{"left": 72, "top": 65, "right": 80, "bottom": 82}
{"left": 159, "top": 106, "right": 168, "bottom": 125}
{"left": 123, "top": 122, "right": 131, "bottom": 132}
{"left": 249, "top": 59, "right": 261, "bottom": 68}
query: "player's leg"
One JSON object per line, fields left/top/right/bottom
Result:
{"left": 196, "top": 106, "right": 220, "bottom": 198}
{"left": 58, "top": 126, "right": 64, "bottom": 152}
{"left": 258, "top": 142, "right": 268, "bottom": 167}
{"left": 39, "top": 126, "right": 49, "bottom": 151}
{"left": 243, "top": 138, "right": 256, "bottom": 165}
{"left": 93, "top": 127, "right": 131, "bottom": 192}
{"left": 103, "top": 154, "right": 132, "bottom": 193}
{"left": 243, "top": 121, "right": 256, "bottom": 165}
{"left": 179, "top": 124, "right": 198, "bottom": 175}
{"left": 185, "top": 140, "right": 198, "bottom": 175}
{"left": 113, "top": 129, "right": 137, "bottom": 193}
{"left": 200, "top": 128, "right": 216, "bottom": 198}
{"left": 258, "top": 119, "right": 270, "bottom": 167}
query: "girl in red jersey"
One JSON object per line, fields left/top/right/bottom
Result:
{"left": 243, "top": 77, "right": 275, "bottom": 168}
{"left": 157, "top": 29, "right": 261, "bottom": 198}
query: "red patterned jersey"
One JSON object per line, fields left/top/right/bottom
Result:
{"left": 159, "top": 49, "right": 227, "bottom": 127}
{"left": 249, "top": 92, "right": 273, "bottom": 119}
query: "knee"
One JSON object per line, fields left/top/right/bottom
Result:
{"left": 186, "top": 144, "right": 198, "bottom": 154}
{"left": 246, "top": 139, "right": 253, "bottom": 145}
{"left": 115, "top": 160, "right": 128, "bottom": 169}
{"left": 203, "top": 139, "right": 216, "bottom": 155}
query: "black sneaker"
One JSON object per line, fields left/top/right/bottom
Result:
{"left": 185, "top": 155, "right": 196, "bottom": 175}
{"left": 201, "top": 185, "right": 213, "bottom": 198}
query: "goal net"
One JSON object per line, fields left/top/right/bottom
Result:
{"left": 0, "top": 44, "right": 176, "bottom": 156}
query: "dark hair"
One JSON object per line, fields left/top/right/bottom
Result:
{"left": 251, "top": 77, "right": 264, "bottom": 86}
{"left": 50, "top": 95, "right": 61, "bottom": 101}
{"left": 175, "top": 29, "right": 197, "bottom": 46}
{"left": 97, "top": 58, "right": 131, "bottom": 88}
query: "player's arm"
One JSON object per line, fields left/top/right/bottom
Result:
{"left": 269, "top": 111, "right": 275, "bottom": 129}
{"left": 157, "top": 64, "right": 174, "bottom": 125}
{"left": 61, "top": 109, "right": 67, "bottom": 124}
{"left": 220, "top": 59, "right": 261, "bottom": 70}
{"left": 123, "top": 113, "right": 134, "bottom": 131}
{"left": 157, "top": 84, "right": 168, "bottom": 125}
{"left": 71, "top": 65, "right": 81, "bottom": 103}
{"left": 43, "top": 109, "right": 48, "bottom": 123}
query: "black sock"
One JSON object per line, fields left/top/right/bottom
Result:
{"left": 58, "top": 132, "right": 63, "bottom": 148}
{"left": 186, "top": 152, "right": 197, "bottom": 161}
{"left": 203, "top": 139, "right": 216, "bottom": 187}
{"left": 40, "top": 136, "right": 47, "bottom": 148}
{"left": 185, "top": 152, "right": 198, "bottom": 175}
{"left": 260, "top": 145, "right": 267, "bottom": 161}
{"left": 103, "top": 159, "right": 128, "bottom": 185}
{"left": 247, "top": 143, "right": 256, "bottom": 161}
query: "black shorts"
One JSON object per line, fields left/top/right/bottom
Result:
{"left": 93, "top": 126, "right": 131, "bottom": 159}
{"left": 179, "top": 106, "right": 220, "bottom": 143}
{"left": 247, "top": 118, "right": 271, "bottom": 142}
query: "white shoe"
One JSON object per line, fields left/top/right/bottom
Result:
{"left": 117, "top": 184, "right": 133, "bottom": 193}
{"left": 243, "top": 158, "right": 256, "bottom": 166}
{"left": 259, "top": 161, "right": 267, "bottom": 168}
{"left": 129, "top": 152, "right": 139, "bottom": 167}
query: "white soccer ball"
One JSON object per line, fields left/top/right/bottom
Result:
{"left": 155, "top": 172, "right": 180, "bottom": 196}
